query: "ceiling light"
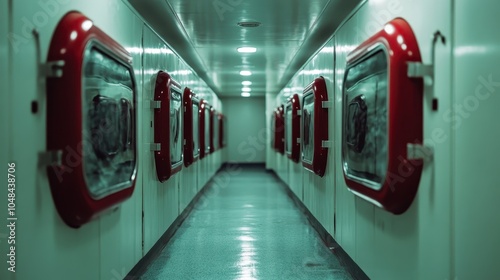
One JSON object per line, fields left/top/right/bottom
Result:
{"left": 240, "top": 70, "right": 252, "bottom": 76}
{"left": 242, "top": 87, "right": 251, "bottom": 92}
{"left": 237, "top": 47, "right": 257, "bottom": 53}
{"left": 242, "top": 81, "right": 252, "bottom": 86}
{"left": 241, "top": 92, "right": 251, "bottom": 97}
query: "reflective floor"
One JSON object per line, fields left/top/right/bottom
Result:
{"left": 141, "top": 165, "right": 352, "bottom": 280}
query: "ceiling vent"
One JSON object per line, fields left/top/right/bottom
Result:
{"left": 237, "top": 21, "right": 261, "bottom": 28}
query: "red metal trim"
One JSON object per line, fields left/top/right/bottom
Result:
{"left": 342, "top": 18, "right": 423, "bottom": 214}
{"left": 286, "top": 94, "right": 301, "bottom": 163}
{"left": 183, "top": 87, "right": 199, "bottom": 167}
{"left": 218, "top": 113, "right": 224, "bottom": 148}
{"left": 199, "top": 99, "right": 209, "bottom": 159}
{"left": 302, "top": 77, "right": 329, "bottom": 177}
{"left": 271, "top": 113, "right": 276, "bottom": 151}
{"left": 209, "top": 107, "right": 216, "bottom": 153}
{"left": 222, "top": 114, "right": 228, "bottom": 148}
{"left": 46, "top": 12, "right": 136, "bottom": 228}
{"left": 275, "top": 105, "right": 285, "bottom": 154}
{"left": 153, "top": 71, "right": 182, "bottom": 182}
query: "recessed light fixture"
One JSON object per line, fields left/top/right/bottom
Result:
{"left": 242, "top": 87, "right": 251, "bottom": 92}
{"left": 237, "top": 47, "right": 257, "bottom": 53}
{"left": 241, "top": 92, "right": 251, "bottom": 97}
{"left": 242, "top": 81, "right": 252, "bottom": 86}
{"left": 240, "top": 70, "right": 252, "bottom": 76}
{"left": 237, "top": 21, "right": 261, "bottom": 28}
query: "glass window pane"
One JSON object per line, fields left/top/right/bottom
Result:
{"left": 285, "top": 106, "right": 293, "bottom": 154}
{"left": 205, "top": 109, "right": 210, "bottom": 153}
{"left": 302, "top": 93, "right": 314, "bottom": 163}
{"left": 170, "top": 88, "right": 182, "bottom": 165}
{"left": 82, "top": 46, "right": 136, "bottom": 198}
{"left": 193, "top": 103, "right": 199, "bottom": 156}
{"left": 343, "top": 49, "right": 388, "bottom": 190}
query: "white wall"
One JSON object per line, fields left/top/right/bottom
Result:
{"left": 267, "top": 0, "right": 460, "bottom": 279}
{"left": 221, "top": 96, "right": 266, "bottom": 163}
{"left": 453, "top": 1, "right": 500, "bottom": 278}
{"left": 0, "top": 1, "right": 224, "bottom": 279}
{"left": 0, "top": 1, "right": 12, "bottom": 276}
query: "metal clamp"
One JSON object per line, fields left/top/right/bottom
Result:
{"left": 146, "top": 101, "right": 161, "bottom": 109}
{"left": 407, "top": 143, "right": 433, "bottom": 161}
{"left": 322, "top": 101, "right": 334, "bottom": 109}
{"left": 407, "top": 31, "right": 446, "bottom": 111}
{"left": 40, "top": 61, "right": 65, "bottom": 78}
{"left": 148, "top": 143, "right": 161, "bottom": 151}
{"left": 407, "top": 63, "right": 433, "bottom": 79}
{"left": 296, "top": 138, "right": 301, "bottom": 144}
{"left": 38, "top": 150, "right": 63, "bottom": 166}
{"left": 296, "top": 110, "right": 302, "bottom": 116}
{"left": 321, "top": 140, "right": 333, "bottom": 148}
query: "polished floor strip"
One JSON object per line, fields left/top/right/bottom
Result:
{"left": 140, "top": 165, "right": 352, "bottom": 280}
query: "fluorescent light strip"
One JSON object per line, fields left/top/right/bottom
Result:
{"left": 242, "top": 81, "right": 252, "bottom": 86}
{"left": 240, "top": 71, "right": 252, "bottom": 76}
{"left": 237, "top": 47, "right": 257, "bottom": 53}
{"left": 241, "top": 92, "right": 251, "bottom": 97}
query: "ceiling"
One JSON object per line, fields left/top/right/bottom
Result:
{"left": 127, "top": 0, "right": 362, "bottom": 97}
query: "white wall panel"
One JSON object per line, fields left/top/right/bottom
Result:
{"left": 0, "top": 1, "right": 225, "bottom": 279}
{"left": 265, "top": 93, "right": 276, "bottom": 171}
{"left": 335, "top": 1, "right": 453, "bottom": 278}
{"left": 267, "top": 0, "right": 454, "bottom": 279}
{"left": 454, "top": 1, "right": 500, "bottom": 278}
{"left": 221, "top": 96, "right": 267, "bottom": 163}
{"left": 141, "top": 26, "right": 180, "bottom": 253}
{"left": 0, "top": 2, "right": 11, "bottom": 277}
{"left": 1, "top": 1, "right": 144, "bottom": 280}
{"left": 301, "top": 39, "right": 336, "bottom": 237}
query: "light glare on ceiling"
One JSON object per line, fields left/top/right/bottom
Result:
{"left": 240, "top": 70, "right": 252, "bottom": 76}
{"left": 242, "top": 81, "right": 252, "bottom": 86}
{"left": 238, "top": 47, "right": 257, "bottom": 53}
{"left": 241, "top": 92, "right": 251, "bottom": 97}
{"left": 242, "top": 87, "right": 251, "bottom": 92}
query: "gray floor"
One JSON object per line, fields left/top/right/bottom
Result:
{"left": 141, "top": 165, "right": 352, "bottom": 280}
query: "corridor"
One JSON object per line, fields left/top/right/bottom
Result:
{"left": 139, "top": 165, "right": 352, "bottom": 279}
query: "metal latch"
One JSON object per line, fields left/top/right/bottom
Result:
{"left": 322, "top": 140, "right": 333, "bottom": 148}
{"left": 322, "top": 101, "right": 334, "bottom": 109}
{"left": 407, "top": 143, "right": 433, "bottom": 161}
{"left": 38, "top": 150, "right": 63, "bottom": 166}
{"left": 148, "top": 143, "right": 161, "bottom": 151}
{"left": 147, "top": 101, "right": 161, "bottom": 109}
{"left": 407, "top": 31, "right": 446, "bottom": 111}
{"left": 40, "top": 61, "right": 65, "bottom": 78}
